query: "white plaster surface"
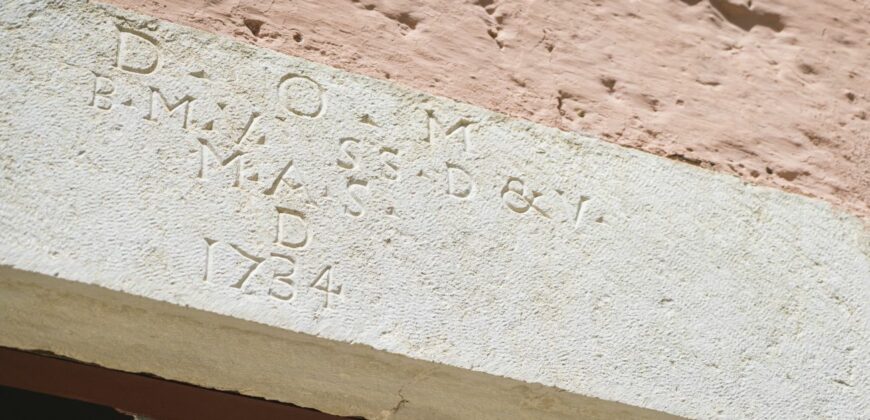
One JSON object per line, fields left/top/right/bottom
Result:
{"left": 0, "top": 1, "right": 868, "bottom": 418}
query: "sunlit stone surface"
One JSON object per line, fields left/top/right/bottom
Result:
{"left": 0, "top": 1, "right": 867, "bottom": 418}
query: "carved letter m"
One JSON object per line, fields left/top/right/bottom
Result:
{"left": 198, "top": 139, "right": 243, "bottom": 187}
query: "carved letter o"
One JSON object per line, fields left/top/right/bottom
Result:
{"left": 277, "top": 73, "right": 324, "bottom": 118}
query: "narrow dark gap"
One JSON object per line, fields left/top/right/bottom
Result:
{"left": 0, "top": 347, "right": 358, "bottom": 420}
{"left": 0, "top": 385, "right": 133, "bottom": 420}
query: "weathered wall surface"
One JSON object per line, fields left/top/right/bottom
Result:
{"left": 99, "top": 0, "right": 870, "bottom": 218}
{"left": 0, "top": 1, "right": 868, "bottom": 419}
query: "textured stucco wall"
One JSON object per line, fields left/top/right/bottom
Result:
{"left": 100, "top": 0, "right": 870, "bottom": 218}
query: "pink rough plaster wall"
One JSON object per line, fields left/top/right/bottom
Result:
{"left": 102, "top": 0, "right": 870, "bottom": 217}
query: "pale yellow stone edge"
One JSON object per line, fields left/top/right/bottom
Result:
{"left": 0, "top": 266, "right": 680, "bottom": 419}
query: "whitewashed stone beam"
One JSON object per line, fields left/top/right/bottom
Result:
{"left": 0, "top": 1, "right": 868, "bottom": 418}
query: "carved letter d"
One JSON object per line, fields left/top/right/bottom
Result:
{"left": 116, "top": 26, "right": 159, "bottom": 75}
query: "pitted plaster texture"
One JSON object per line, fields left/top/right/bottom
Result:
{"left": 0, "top": 1, "right": 868, "bottom": 419}
{"left": 100, "top": 0, "right": 870, "bottom": 219}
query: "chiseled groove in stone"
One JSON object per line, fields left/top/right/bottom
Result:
{"left": 0, "top": 1, "right": 867, "bottom": 419}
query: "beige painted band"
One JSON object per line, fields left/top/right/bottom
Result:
{"left": 0, "top": 267, "right": 678, "bottom": 419}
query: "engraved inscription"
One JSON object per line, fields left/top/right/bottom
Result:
{"left": 345, "top": 178, "right": 369, "bottom": 217}
{"left": 83, "top": 25, "right": 609, "bottom": 311}
{"left": 502, "top": 178, "right": 595, "bottom": 228}
{"left": 197, "top": 138, "right": 243, "bottom": 187}
{"left": 115, "top": 26, "right": 159, "bottom": 75}
{"left": 277, "top": 73, "right": 324, "bottom": 118}
{"left": 275, "top": 207, "right": 309, "bottom": 249}
{"left": 227, "top": 243, "right": 265, "bottom": 289}
{"left": 202, "top": 237, "right": 218, "bottom": 283}
{"left": 263, "top": 160, "right": 300, "bottom": 196}
{"left": 202, "top": 239, "right": 297, "bottom": 299}
{"left": 558, "top": 190, "right": 591, "bottom": 230}
{"left": 379, "top": 147, "right": 399, "bottom": 181}
{"left": 235, "top": 111, "right": 266, "bottom": 145}
{"left": 337, "top": 137, "right": 361, "bottom": 170}
{"left": 146, "top": 88, "right": 194, "bottom": 129}
{"left": 203, "top": 238, "right": 342, "bottom": 305}
{"left": 446, "top": 163, "right": 474, "bottom": 199}
{"left": 202, "top": 238, "right": 264, "bottom": 289}
{"left": 501, "top": 177, "right": 549, "bottom": 218}
{"left": 425, "top": 110, "right": 475, "bottom": 152}
{"left": 90, "top": 73, "right": 115, "bottom": 110}
{"left": 267, "top": 253, "right": 296, "bottom": 301}
{"left": 335, "top": 139, "right": 402, "bottom": 184}
{"left": 310, "top": 265, "right": 342, "bottom": 308}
